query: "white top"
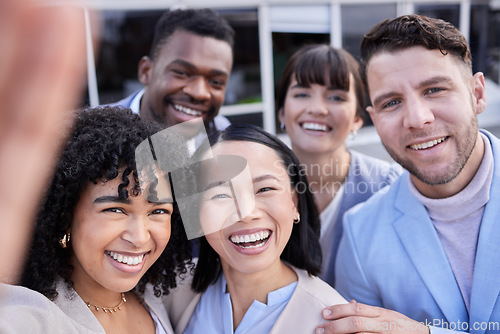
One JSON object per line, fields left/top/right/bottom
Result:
{"left": 319, "top": 184, "right": 344, "bottom": 280}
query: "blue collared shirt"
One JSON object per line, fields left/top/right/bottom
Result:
{"left": 184, "top": 273, "right": 297, "bottom": 334}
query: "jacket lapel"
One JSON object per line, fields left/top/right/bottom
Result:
{"left": 469, "top": 131, "right": 500, "bottom": 334}
{"left": 393, "top": 177, "right": 468, "bottom": 324}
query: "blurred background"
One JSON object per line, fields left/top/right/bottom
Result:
{"left": 77, "top": 0, "right": 500, "bottom": 161}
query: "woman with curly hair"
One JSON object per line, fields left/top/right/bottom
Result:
{"left": 1, "top": 106, "right": 192, "bottom": 333}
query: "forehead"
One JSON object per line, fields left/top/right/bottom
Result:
{"left": 154, "top": 30, "right": 233, "bottom": 71}
{"left": 211, "top": 141, "right": 287, "bottom": 176}
{"left": 366, "top": 47, "right": 468, "bottom": 90}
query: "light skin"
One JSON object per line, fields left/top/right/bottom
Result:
{"left": 279, "top": 77, "right": 363, "bottom": 212}
{"left": 200, "top": 141, "right": 299, "bottom": 330}
{"left": 138, "top": 29, "right": 233, "bottom": 129}
{"left": 0, "top": 0, "right": 87, "bottom": 283}
{"left": 316, "top": 47, "right": 487, "bottom": 334}
{"left": 366, "top": 47, "right": 486, "bottom": 199}
{"left": 70, "top": 175, "right": 173, "bottom": 334}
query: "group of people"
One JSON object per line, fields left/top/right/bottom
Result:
{"left": 1, "top": 1, "right": 499, "bottom": 334}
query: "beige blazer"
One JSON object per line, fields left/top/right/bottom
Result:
{"left": 0, "top": 280, "right": 175, "bottom": 334}
{"left": 164, "top": 266, "right": 347, "bottom": 334}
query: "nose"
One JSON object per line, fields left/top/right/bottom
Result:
{"left": 183, "top": 76, "right": 211, "bottom": 101}
{"left": 305, "top": 95, "right": 328, "bottom": 116}
{"left": 122, "top": 216, "right": 150, "bottom": 247}
{"left": 239, "top": 203, "right": 264, "bottom": 225}
{"left": 402, "top": 98, "right": 435, "bottom": 129}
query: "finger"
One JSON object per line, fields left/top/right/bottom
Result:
{"left": 315, "top": 316, "right": 379, "bottom": 334}
{"left": 322, "top": 301, "right": 382, "bottom": 320}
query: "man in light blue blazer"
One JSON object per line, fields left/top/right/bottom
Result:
{"left": 316, "top": 14, "right": 500, "bottom": 334}
{"left": 112, "top": 8, "right": 233, "bottom": 134}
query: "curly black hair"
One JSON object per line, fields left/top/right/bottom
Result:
{"left": 149, "top": 8, "right": 234, "bottom": 60}
{"left": 20, "top": 106, "right": 192, "bottom": 300}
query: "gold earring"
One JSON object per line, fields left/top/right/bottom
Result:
{"left": 59, "top": 232, "right": 71, "bottom": 248}
{"left": 293, "top": 214, "right": 300, "bottom": 224}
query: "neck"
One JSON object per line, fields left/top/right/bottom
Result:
{"left": 222, "top": 260, "right": 297, "bottom": 330}
{"left": 292, "top": 146, "right": 351, "bottom": 212}
{"left": 292, "top": 146, "right": 351, "bottom": 184}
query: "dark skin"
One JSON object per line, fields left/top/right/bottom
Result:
{"left": 138, "top": 29, "right": 233, "bottom": 129}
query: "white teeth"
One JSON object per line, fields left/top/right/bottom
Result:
{"left": 302, "top": 122, "right": 328, "bottom": 132}
{"left": 174, "top": 104, "right": 202, "bottom": 117}
{"left": 230, "top": 230, "right": 270, "bottom": 246}
{"left": 107, "top": 251, "right": 144, "bottom": 266}
{"left": 410, "top": 137, "right": 446, "bottom": 150}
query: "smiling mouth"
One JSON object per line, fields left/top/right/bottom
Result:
{"left": 173, "top": 104, "right": 202, "bottom": 117}
{"left": 230, "top": 230, "right": 271, "bottom": 249}
{"left": 409, "top": 136, "right": 448, "bottom": 150}
{"left": 106, "top": 251, "right": 147, "bottom": 266}
{"left": 301, "top": 122, "right": 331, "bottom": 132}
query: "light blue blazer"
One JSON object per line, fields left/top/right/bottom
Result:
{"left": 320, "top": 150, "right": 402, "bottom": 287}
{"left": 335, "top": 130, "right": 500, "bottom": 334}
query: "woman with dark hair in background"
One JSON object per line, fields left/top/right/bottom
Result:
{"left": 1, "top": 106, "right": 193, "bottom": 333}
{"left": 171, "top": 124, "right": 345, "bottom": 334}
{"left": 276, "top": 44, "right": 401, "bottom": 286}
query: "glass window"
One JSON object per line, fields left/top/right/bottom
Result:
{"left": 341, "top": 4, "right": 397, "bottom": 60}
{"left": 471, "top": 4, "right": 500, "bottom": 83}
{"left": 414, "top": 4, "right": 460, "bottom": 28}
{"left": 92, "top": 9, "right": 261, "bottom": 107}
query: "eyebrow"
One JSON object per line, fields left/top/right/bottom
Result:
{"left": 94, "top": 195, "right": 172, "bottom": 205}
{"left": 94, "top": 196, "right": 130, "bottom": 204}
{"left": 418, "top": 76, "right": 454, "bottom": 89}
{"left": 203, "top": 180, "right": 229, "bottom": 192}
{"left": 171, "top": 59, "right": 229, "bottom": 77}
{"left": 372, "top": 76, "right": 453, "bottom": 108}
{"left": 253, "top": 174, "right": 281, "bottom": 183}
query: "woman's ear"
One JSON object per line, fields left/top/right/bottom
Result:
{"left": 278, "top": 108, "right": 285, "bottom": 125}
{"left": 138, "top": 56, "right": 153, "bottom": 85}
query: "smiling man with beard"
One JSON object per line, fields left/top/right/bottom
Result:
{"left": 315, "top": 14, "right": 500, "bottom": 334}
{"left": 114, "top": 8, "right": 234, "bottom": 135}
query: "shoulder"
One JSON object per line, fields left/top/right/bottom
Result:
{"left": 162, "top": 266, "right": 200, "bottom": 333}
{"left": 292, "top": 267, "right": 346, "bottom": 307}
{"left": 481, "top": 129, "right": 500, "bottom": 153}
{"left": 344, "top": 171, "right": 409, "bottom": 228}
{"left": 107, "top": 90, "right": 141, "bottom": 109}
{"left": 271, "top": 268, "right": 346, "bottom": 333}
{"left": 0, "top": 284, "right": 86, "bottom": 333}
{"left": 142, "top": 285, "right": 175, "bottom": 334}
{"left": 213, "top": 114, "right": 231, "bottom": 131}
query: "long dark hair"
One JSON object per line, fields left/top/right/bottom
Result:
{"left": 191, "top": 123, "right": 322, "bottom": 293}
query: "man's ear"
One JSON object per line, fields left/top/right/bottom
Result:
{"left": 138, "top": 56, "right": 153, "bottom": 86}
{"left": 472, "top": 72, "right": 487, "bottom": 116}
{"left": 366, "top": 106, "right": 375, "bottom": 125}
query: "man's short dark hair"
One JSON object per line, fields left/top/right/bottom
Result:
{"left": 149, "top": 8, "right": 235, "bottom": 60}
{"left": 360, "top": 14, "right": 472, "bottom": 85}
